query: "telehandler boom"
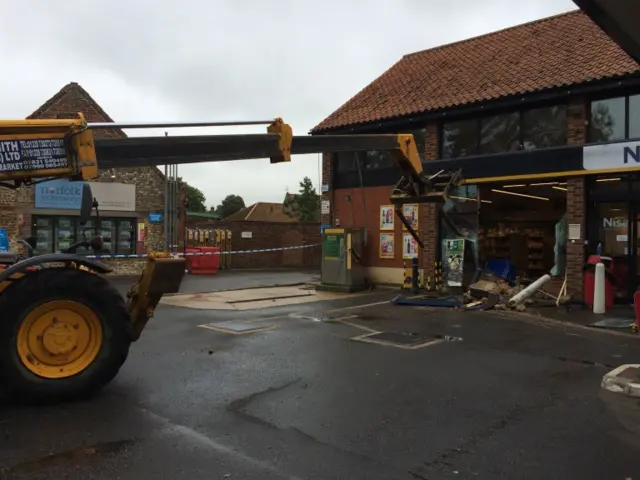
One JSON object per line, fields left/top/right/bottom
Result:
{"left": 0, "top": 115, "right": 459, "bottom": 404}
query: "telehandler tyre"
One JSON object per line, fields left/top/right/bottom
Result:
{"left": 0, "top": 267, "right": 131, "bottom": 404}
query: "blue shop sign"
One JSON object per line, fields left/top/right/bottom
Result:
{"left": 148, "top": 212, "right": 163, "bottom": 223}
{"left": 35, "top": 179, "right": 84, "bottom": 209}
{"left": 0, "top": 229, "right": 8, "bottom": 252}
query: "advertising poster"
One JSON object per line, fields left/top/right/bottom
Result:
{"left": 402, "top": 233, "right": 419, "bottom": 259}
{"left": 380, "top": 205, "right": 394, "bottom": 230}
{"left": 402, "top": 204, "right": 419, "bottom": 230}
{"left": 137, "top": 223, "right": 145, "bottom": 243}
{"left": 443, "top": 238, "right": 465, "bottom": 286}
{"left": 379, "top": 233, "right": 394, "bottom": 258}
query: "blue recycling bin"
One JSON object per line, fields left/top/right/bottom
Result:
{"left": 485, "top": 258, "right": 516, "bottom": 285}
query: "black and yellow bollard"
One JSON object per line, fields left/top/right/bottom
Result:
{"left": 403, "top": 261, "right": 413, "bottom": 290}
{"left": 411, "top": 257, "right": 419, "bottom": 294}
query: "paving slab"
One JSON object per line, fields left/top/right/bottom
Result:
{"left": 160, "top": 285, "right": 362, "bottom": 310}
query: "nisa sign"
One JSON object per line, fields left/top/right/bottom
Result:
{"left": 624, "top": 145, "right": 640, "bottom": 164}
{"left": 603, "top": 217, "right": 628, "bottom": 229}
{"left": 583, "top": 140, "right": 640, "bottom": 171}
{"left": 35, "top": 179, "right": 84, "bottom": 209}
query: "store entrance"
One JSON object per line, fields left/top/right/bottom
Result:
{"left": 588, "top": 174, "right": 640, "bottom": 303}
{"left": 595, "top": 202, "right": 632, "bottom": 300}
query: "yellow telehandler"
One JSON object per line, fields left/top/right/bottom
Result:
{"left": 0, "top": 114, "right": 460, "bottom": 405}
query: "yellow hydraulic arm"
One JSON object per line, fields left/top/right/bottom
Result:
{"left": 0, "top": 114, "right": 462, "bottom": 249}
{"left": 0, "top": 114, "right": 461, "bottom": 338}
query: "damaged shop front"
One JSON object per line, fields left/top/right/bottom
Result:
{"left": 437, "top": 178, "right": 569, "bottom": 309}
{"left": 426, "top": 140, "right": 640, "bottom": 314}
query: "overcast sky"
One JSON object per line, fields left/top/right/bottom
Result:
{"left": 1, "top": 0, "right": 576, "bottom": 209}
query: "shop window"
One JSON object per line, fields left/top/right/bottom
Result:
{"left": 589, "top": 175, "right": 629, "bottom": 199}
{"left": 630, "top": 94, "right": 640, "bottom": 139}
{"left": 32, "top": 216, "right": 137, "bottom": 255}
{"left": 442, "top": 119, "right": 479, "bottom": 158}
{"left": 334, "top": 151, "right": 358, "bottom": 173}
{"left": 55, "top": 217, "right": 76, "bottom": 252}
{"left": 590, "top": 96, "right": 627, "bottom": 142}
{"left": 363, "top": 150, "right": 394, "bottom": 169}
{"left": 522, "top": 105, "right": 567, "bottom": 149}
{"left": 33, "top": 217, "right": 54, "bottom": 255}
{"left": 596, "top": 203, "right": 629, "bottom": 258}
{"left": 479, "top": 112, "right": 521, "bottom": 154}
{"left": 399, "top": 128, "right": 427, "bottom": 160}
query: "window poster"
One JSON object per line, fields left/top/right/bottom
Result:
{"left": 379, "top": 233, "right": 394, "bottom": 258}
{"left": 402, "top": 233, "right": 419, "bottom": 259}
{"left": 402, "top": 204, "right": 419, "bottom": 230}
{"left": 443, "top": 238, "right": 465, "bottom": 287}
{"left": 380, "top": 205, "right": 394, "bottom": 230}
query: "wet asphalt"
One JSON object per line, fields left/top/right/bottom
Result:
{"left": 2, "top": 274, "right": 640, "bottom": 479}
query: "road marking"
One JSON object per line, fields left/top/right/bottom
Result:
{"left": 198, "top": 323, "right": 276, "bottom": 335}
{"left": 145, "top": 411, "right": 304, "bottom": 480}
{"left": 339, "top": 320, "right": 379, "bottom": 334}
{"left": 350, "top": 332, "right": 445, "bottom": 350}
{"left": 327, "top": 300, "right": 391, "bottom": 312}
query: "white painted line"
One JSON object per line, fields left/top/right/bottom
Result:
{"left": 339, "top": 320, "right": 379, "bottom": 334}
{"left": 142, "top": 409, "right": 304, "bottom": 480}
{"left": 350, "top": 332, "right": 445, "bottom": 350}
{"left": 288, "top": 313, "right": 359, "bottom": 323}
{"left": 327, "top": 300, "right": 391, "bottom": 312}
{"left": 198, "top": 323, "right": 276, "bottom": 335}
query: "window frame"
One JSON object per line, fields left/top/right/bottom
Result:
{"left": 588, "top": 95, "right": 629, "bottom": 143}
{"left": 587, "top": 91, "right": 640, "bottom": 143}
{"left": 438, "top": 103, "right": 569, "bottom": 159}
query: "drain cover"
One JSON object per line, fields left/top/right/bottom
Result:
{"left": 200, "top": 321, "right": 274, "bottom": 334}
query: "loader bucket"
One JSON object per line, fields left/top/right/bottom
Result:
{"left": 126, "top": 254, "right": 187, "bottom": 340}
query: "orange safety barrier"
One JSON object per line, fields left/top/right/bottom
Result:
{"left": 188, "top": 246, "right": 221, "bottom": 275}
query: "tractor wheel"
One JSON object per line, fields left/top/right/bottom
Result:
{"left": 0, "top": 268, "right": 131, "bottom": 404}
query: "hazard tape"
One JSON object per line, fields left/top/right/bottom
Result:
{"left": 85, "top": 243, "right": 321, "bottom": 259}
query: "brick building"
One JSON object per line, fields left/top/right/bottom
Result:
{"left": 313, "top": 10, "right": 640, "bottom": 301}
{"left": 0, "top": 82, "right": 167, "bottom": 274}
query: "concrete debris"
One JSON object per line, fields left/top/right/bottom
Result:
{"left": 464, "top": 272, "right": 568, "bottom": 313}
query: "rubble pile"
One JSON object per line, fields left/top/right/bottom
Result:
{"left": 464, "top": 273, "right": 570, "bottom": 312}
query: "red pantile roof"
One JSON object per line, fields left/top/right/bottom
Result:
{"left": 311, "top": 10, "right": 639, "bottom": 133}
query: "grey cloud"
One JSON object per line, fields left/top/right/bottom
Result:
{"left": 1, "top": 0, "right": 576, "bottom": 207}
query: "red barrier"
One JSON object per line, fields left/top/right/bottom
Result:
{"left": 184, "top": 247, "right": 201, "bottom": 274}
{"left": 189, "top": 246, "right": 220, "bottom": 275}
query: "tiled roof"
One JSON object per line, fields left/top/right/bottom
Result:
{"left": 311, "top": 10, "right": 639, "bottom": 133}
{"left": 27, "top": 82, "right": 126, "bottom": 138}
{"left": 224, "top": 202, "right": 298, "bottom": 223}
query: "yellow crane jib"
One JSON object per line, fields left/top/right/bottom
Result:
{"left": 0, "top": 113, "right": 98, "bottom": 185}
{"left": 267, "top": 117, "right": 293, "bottom": 163}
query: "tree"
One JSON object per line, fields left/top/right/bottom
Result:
{"left": 176, "top": 177, "right": 207, "bottom": 212}
{"left": 284, "top": 176, "right": 320, "bottom": 222}
{"left": 214, "top": 194, "right": 246, "bottom": 218}
{"left": 185, "top": 184, "right": 207, "bottom": 212}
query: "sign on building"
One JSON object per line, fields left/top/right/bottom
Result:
{"left": 583, "top": 140, "right": 640, "bottom": 171}
{"left": 35, "top": 179, "right": 136, "bottom": 211}
{"left": 148, "top": 212, "right": 163, "bottom": 223}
